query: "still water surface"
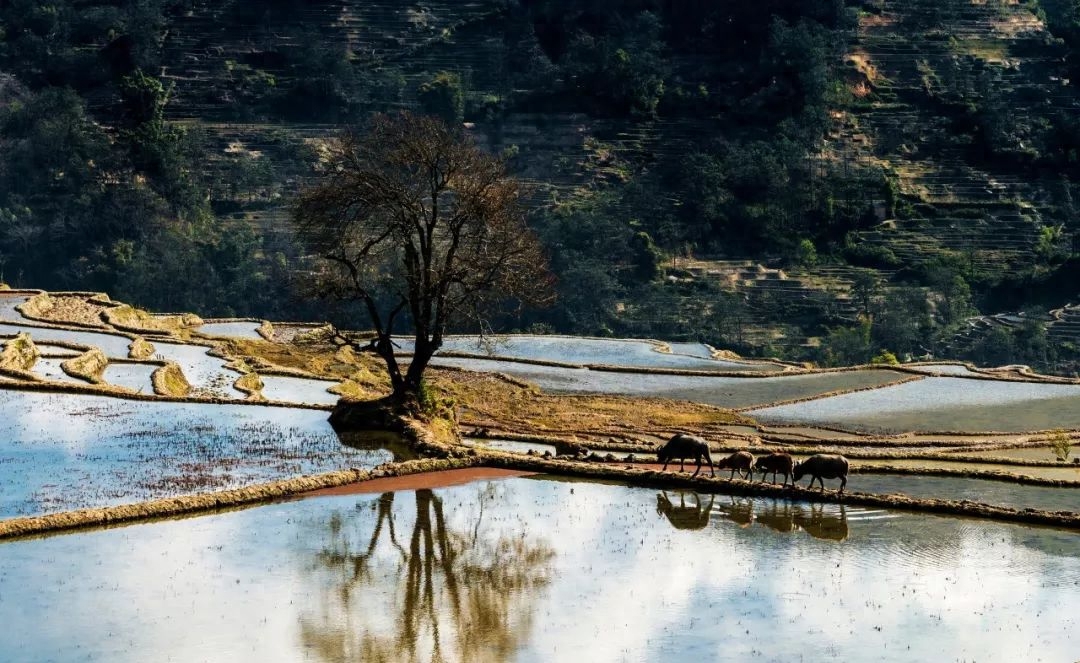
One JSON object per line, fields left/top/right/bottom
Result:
{"left": 0, "top": 391, "right": 389, "bottom": 517}
{"left": 1, "top": 478, "right": 1076, "bottom": 662}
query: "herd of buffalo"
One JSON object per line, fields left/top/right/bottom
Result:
{"left": 657, "top": 433, "right": 849, "bottom": 494}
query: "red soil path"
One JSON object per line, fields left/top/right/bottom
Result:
{"left": 303, "top": 467, "right": 537, "bottom": 497}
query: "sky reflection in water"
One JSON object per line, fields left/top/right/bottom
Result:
{"left": 1, "top": 478, "right": 1078, "bottom": 662}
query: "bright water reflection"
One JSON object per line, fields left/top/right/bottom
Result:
{"left": 101, "top": 362, "right": 157, "bottom": 393}
{"left": 31, "top": 357, "right": 88, "bottom": 384}
{"left": 0, "top": 390, "right": 387, "bottom": 516}
{"left": 260, "top": 375, "right": 339, "bottom": 405}
{"left": 197, "top": 321, "right": 263, "bottom": 339}
{"left": 151, "top": 341, "right": 246, "bottom": 398}
{"left": 2, "top": 479, "right": 1078, "bottom": 662}
{"left": 0, "top": 294, "right": 29, "bottom": 320}
{"left": 0, "top": 322, "right": 132, "bottom": 357}
{"left": 405, "top": 335, "right": 781, "bottom": 372}
{"left": 851, "top": 473, "right": 1080, "bottom": 513}
{"left": 432, "top": 357, "right": 906, "bottom": 409}
{"left": 750, "top": 376, "right": 1080, "bottom": 432}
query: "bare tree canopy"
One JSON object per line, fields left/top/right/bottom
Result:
{"left": 294, "top": 112, "right": 553, "bottom": 402}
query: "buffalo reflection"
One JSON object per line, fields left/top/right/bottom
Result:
{"left": 300, "top": 486, "right": 555, "bottom": 662}
{"left": 713, "top": 495, "right": 755, "bottom": 528}
{"left": 656, "top": 490, "right": 715, "bottom": 530}
{"left": 657, "top": 492, "right": 850, "bottom": 542}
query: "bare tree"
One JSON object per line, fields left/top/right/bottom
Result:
{"left": 294, "top": 112, "right": 553, "bottom": 405}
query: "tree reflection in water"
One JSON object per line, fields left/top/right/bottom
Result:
{"left": 300, "top": 486, "right": 555, "bottom": 662}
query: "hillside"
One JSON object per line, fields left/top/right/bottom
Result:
{"left": 3, "top": 0, "right": 1080, "bottom": 372}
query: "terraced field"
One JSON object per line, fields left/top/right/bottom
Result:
{"left": 1, "top": 288, "right": 1078, "bottom": 661}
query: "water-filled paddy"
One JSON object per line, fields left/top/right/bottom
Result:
{"left": 844, "top": 473, "right": 1080, "bottom": 513}
{"left": 36, "top": 344, "right": 82, "bottom": 357}
{"left": 31, "top": 357, "right": 88, "bottom": 384}
{"left": 197, "top": 321, "right": 264, "bottom": 340}
{"left": 0, "top": 322, "right": 132, "bottom": 357}
{"left": 1, "top": 478, "right": 1077, "bottom": 661}
{"left": 666, "top": 341, "right": 716, "bottom": 358}
{"left": 259, "top": 375, "right": 339, "bottom": 405}
{"left": 853, "top": 458, "right": 1080, "bottom": 483}
{"left": 434, "top": 357, "right": 907, "bottom": 409}
{"left": 151, "top": 341, "right": 245, "bottom": 399}
{"left": 749, "top": 377, "right": 1080, "bottom": 432}
{"left": 0, "top": 390, "right": 388, "bottom": 517}
{"left": 101, "top": 362, "right": 157, "bottom": 394}
{"left": 962, "top": 446, "right": 1070, "bottom": 463}
{"left": 0, "top": 294, "right": 29, "bottom": 321}
{"left": 410, "top": 334, "right": 783, "bottom": 372}
{"left": 904, "top": 363, "right": 984, "bottom": 376}
{"left": 463, "top": 438, "right": 563, "bottom": 455}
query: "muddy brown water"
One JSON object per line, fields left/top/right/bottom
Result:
{"left": 1, "top": 478, "right": 1077, "bottom": 661}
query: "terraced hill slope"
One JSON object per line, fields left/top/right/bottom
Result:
{"left": 835, "top": 0, "right": 1076, "bottom": 277}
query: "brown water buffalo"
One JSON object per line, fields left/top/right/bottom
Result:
{"left": 657, "top": 433, "right": 714, "bottom": 477}
{"left": 716, "top": 450, "right": 754, "bottom": 480}
{"left": 793, "top": 454, "right": 849, "bottom": 494}
{"left": 754, "top": 452, "right": 795, "bottom": 486}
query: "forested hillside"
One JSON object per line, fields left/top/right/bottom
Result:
{"left": 4, "top": 0, "right": 1080, "bottom": 372}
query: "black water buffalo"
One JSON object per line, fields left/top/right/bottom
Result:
{"left": 657, "top": 433, "right": 714, "bottom": 477}
{"left": 793, "top": 454, "right": 849, "bottom": 494}
{"left": 716, "top": 450, "right": 754, "bottom": 480}
{"left": 754, "top": 452, "right": 795, "bottom": 486}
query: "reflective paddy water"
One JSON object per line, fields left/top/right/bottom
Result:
{"left": 1, "top": 478, "right": 1077, "bottom": 662}
{"left": 849, "top": 473, "right": 1080, "bottom": 513}
{"left": 410, "top": 334, "right": 783, "bottom": 372}
{"left": 665, "top": 341, "right": 716, "bottom": 359}
{"left": 0, "top": 390, "right": 387, "bottom": 517}
{"left": 259, "top": 375, "right": 339, "bottom": 405}
{"left": 903, "top": 363, "right": 984, "bottom": 376}
{"left": 151, "top": 341, "right": 246, "bottom": 399}
{"left": 101, "top": 362, "right": 157, "bottom": 394}
{"left": 0, "top": 293, "right": 29, "bottom": 320}
{"left": 433, "top": 357, "right": 907, "bottom": 409}
{"left": 31, "top": 357, "right": 88, "bottom": 384}
{"left": 749, "top": 377, "right": 1080, "bottom": 432}
{"left": 0, "top": 322, "right": 132, "bottom": 357}
{"left": 197, "top": 321, "right": 264, "bottom": 340}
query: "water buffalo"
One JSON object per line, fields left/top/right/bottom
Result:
{"left": 754, "top": 452, "right": 795, "bottom": 486}
{"left": 793, "top": 454, "right": 849, "bottom": 494}
{"left": 657, "top": 433, "right": 714, "bottom": 477}
{"left": 716, "top": 450, "right": 754, "bottom": 480}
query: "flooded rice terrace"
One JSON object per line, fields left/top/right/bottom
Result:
{"left": 0, "top": 391, "right": 391, "bottom": 517}
{"left": 150, "top": 341, "right": 247, "bottom": 398}
{"left": 0, "top": 322, "right": 133, "bottom": 357}
{"left": 405, "top": 334, "right": 785, "bottom": 372}
{"left": 259, "top": 375, "right": 340, "bottom": 405}
{"left": 433, "top": 356, "right": 906, "bottom": 409}
{"left": 1, "top": 478, "right": 1077, "bottom": 662}
{"left": 196, "top": 320, "right": 264, "bottom": 339}
{"left": 750, "top": 376, "right": 1080, "bottom": 432}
